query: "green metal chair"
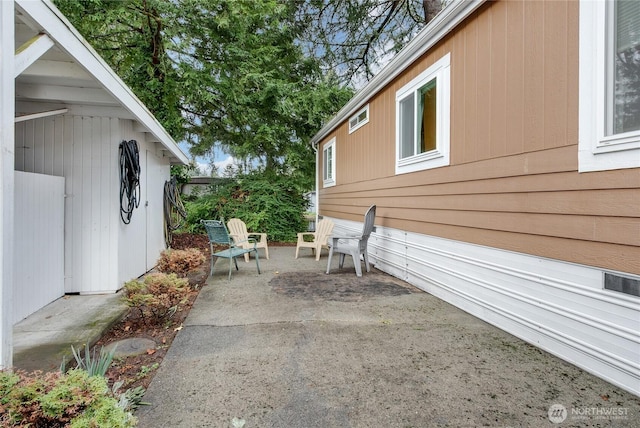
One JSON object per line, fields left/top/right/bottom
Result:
{"left": 201, "top": 220, "right": 261, "bottom": 280}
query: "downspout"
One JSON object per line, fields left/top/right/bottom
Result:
{"left": 311, "top": 140, "right": 319, "bottom": 226}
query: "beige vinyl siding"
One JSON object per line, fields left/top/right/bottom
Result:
{"left": 318, "top": 0, "right": 640, "bottom": 275}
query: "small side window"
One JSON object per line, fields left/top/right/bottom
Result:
{"left": 348, "top": 104, "right": 370, "bottom": 134}
{"left": 322, "top": 137, "right": 336, "bottom": 187}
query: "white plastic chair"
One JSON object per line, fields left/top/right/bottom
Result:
{"left": 326, "top": 205, "right": 376, "bottom": 277}
{"left": 295, "top": 218, "right": 334, "bottom": 260}
{"left": 227, "top": 218, "right": 269, "bottom": 262}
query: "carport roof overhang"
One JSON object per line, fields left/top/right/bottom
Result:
{"left": 14, "top": 0, "right": 188, "bottom": 165}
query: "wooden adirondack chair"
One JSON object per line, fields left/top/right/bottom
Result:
{"left": 295, "top": 218, "right": 334, "bottom": 260}
{"left": 201, "top": 220, "right": 261, "bottom": 280}
{"left": 326, "top": 205, "right": 376, "bottom": 277}
{"left": 227, "top": 218, "right": 269, "bottom": 262}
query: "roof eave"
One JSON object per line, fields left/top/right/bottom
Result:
{"left": 16, "top": 0, "right": 189, "bottom": 165}
{"left": 309, "top": 0, "right": 486, "bottom": 146}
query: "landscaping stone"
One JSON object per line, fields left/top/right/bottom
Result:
{"left": 105, "top": 338, "right": 156, "bottom": 358}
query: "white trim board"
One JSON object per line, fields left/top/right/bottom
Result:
{"left": 578, "top": 0, "right": 640, "bottom": 172}
{"left": 328, "top": 218, "right": 640, "bottom": 396}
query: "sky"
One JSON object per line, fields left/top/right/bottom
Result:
{"left": 202, "top": 154, "right": 236, "bottom": 176}
{"left": 178, "top": 140, "right": 238, "bottom": 177}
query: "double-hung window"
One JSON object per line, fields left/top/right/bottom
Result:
{"left": 322, "top": 137, "right": 336, "bottom": 187}
{"left": 395, "top": 53, "right": 450, "bottom": 175}
{"left": 579, "top": 0, "right": 640, "bottom": 172}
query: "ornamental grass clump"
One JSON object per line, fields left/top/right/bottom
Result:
{"left": 0, "top": 368, "right": 136, "bottom": 427}
{"left": 69, "top": 342, "right": 117, "bottom": 378}
{"left": 157, "top": 248, "right": 205, "bottom": 278}
{"left": 122, "top": 272, "right": 190, "bottom": 325}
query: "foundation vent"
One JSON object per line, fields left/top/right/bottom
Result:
{"left": 604, "top": 273, "right": 640, "bottom": 298}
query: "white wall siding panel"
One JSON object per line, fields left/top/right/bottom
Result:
{"left": 15, "top": 115, "right": 172, "bottom": 298}
{"left": 117, "top": 123, "right": 146, "bottom": 285}
{"left": 14, "top": 117, "right": 65, "bottom": 176}
{"left": 15, "top": 115, "right": 120, "bottom": 294}
{"left": 328, "top": 217, "right": 640, "bottom": 396}
{"left": 145, "top": 148, "right": 170, "bottom": 270}
{"left": 99, "top": 118, "right": 118, "bottom": 291}
{"left": 52, "top": 116, "right": 64, "bottom": 177}
{"left": 13, "top": 172, "right": 64, "bottom": 323}
{"left": 63, "top": 116, "right": 75, "bottom": 292}
{"left": 65, "top": 116, "right": 120, "bottom": 294}
{"left": 117, "top": 121, "right": 171, "bottom": 285}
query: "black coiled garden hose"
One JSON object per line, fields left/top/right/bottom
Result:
{"left": 119, "top": 139, "right": 141, "bottom": 224}
{"left": 164, "top": 176, "right": 187, "bottom": 247}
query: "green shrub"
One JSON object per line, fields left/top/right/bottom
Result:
{"left": 157, "top": 248, "right": 205, "bottom": 277}
{"left": 123, "top": 272, "right": 190, "bottom": 324}
{"left": 0, "top": 368, "right": 136, "bottom": 427}
{"left": 183, "top": 171, "right": 308, "bottom": 241}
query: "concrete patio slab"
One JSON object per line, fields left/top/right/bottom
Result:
{"left": 136, "top": 246, "right": 640, "bottom": 427}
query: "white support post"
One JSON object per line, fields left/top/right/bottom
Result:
{"left": 0, "top": 0, "right": 15, "bottom": 370}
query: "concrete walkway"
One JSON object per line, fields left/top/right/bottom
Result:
{"left": 136, "top": 246, "right": 640, "bottom": 427}
{"left": 13, "top": 292, "right": 127, "bottom": 373}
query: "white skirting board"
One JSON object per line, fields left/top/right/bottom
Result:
{"left": 329, "top": 218, "right": 640, "bottom": 396}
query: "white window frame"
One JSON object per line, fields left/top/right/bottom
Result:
{"left": 395, "top": 53, "right": 451, "bottom": 175}
{"left": 348, "top": 104, "right": 370, "bottom": 134}
{"left": 579, "top": 0, "right": 640, "bottom": 172}
{"left": 322, "top": 137, "right": 336, "bottom": 187}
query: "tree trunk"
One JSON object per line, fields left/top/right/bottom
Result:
{"left": 422, "top": 0, "right": 443, "bottom": 23}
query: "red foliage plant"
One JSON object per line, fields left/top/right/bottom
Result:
{"left": 156, "top": 248, "right": 205, "bottom": 278}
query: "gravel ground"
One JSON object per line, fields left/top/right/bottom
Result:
{"left": 136, "top": 247, "right": 640, "bottom": 428}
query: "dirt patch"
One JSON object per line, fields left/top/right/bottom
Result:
{"left": 269, "top": 271, "right": 419, "bottom": 302}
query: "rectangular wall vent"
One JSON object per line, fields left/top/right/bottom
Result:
{"left": 604, "top": 273, "right": 640, "bottom": 298}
